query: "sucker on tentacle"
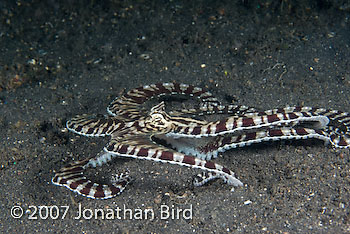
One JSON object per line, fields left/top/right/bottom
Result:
{"left": 52, "top": 82, "right": 350, "bottom": 199}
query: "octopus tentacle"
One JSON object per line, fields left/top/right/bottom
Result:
{"left": 105, "top": 136, "right": 243, "bottom": 187}
{"left": 52, "top": 156, "right": 131, "bottom": 199}
{"left": 66, "top": 114, "right": 125, "bottom": 137}
{"left": 168, "top": 111, "right": 330, "bottom": 138}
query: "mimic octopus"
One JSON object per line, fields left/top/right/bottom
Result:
{"left": 52, "top": 83, "right": 350, "bottom": 199}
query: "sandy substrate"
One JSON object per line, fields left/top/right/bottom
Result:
{"left": 1, "top": 1, "right": 349, "bottom": 233}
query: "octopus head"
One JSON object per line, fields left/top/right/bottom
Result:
{"left": 145, "top": 102, "right": 173, "bottom": 133}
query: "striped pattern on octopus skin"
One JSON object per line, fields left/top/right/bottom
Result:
{"left": 52, "top": 158, "right": 131, "bottom": 199}
{"left": 107, "top": 83, "right": 257, "bottom": 119}
{"left": 311, "top": 108, "right": 350, "bottom": 148}
{"left": 193, "top": 171, "right": 223, "bottom": 187}
{"left": 169, "top": 103, "right": 258, "bottom": 118}
{"left": 250, "top": 107, "right": 350, "bottom": 148}
{"left": 104, "top": 136, "right": 243, "bottom": 187}
{"left": 158, "top": 127, "right": 330, "bottom": 160}
{"left": 66, "top": 115, "right": 126, "bottom": 137}
{"left": 170, "top": 105, "right": 350, "bottom": 148}
{"left": 167, "top": 111, "right": 330, "bottom": 138}
{"left": 107, "top": 83, "right": 220, "bottom": 117}
{"left": 52, "top": 137, "right": 243, "bottom": 199}
{"left": 198, "top": 127, "right": 331, "bottom": 160}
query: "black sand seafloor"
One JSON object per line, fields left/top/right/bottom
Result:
{"left": 1, "top": 0, "right": 350, "bottom": 233}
